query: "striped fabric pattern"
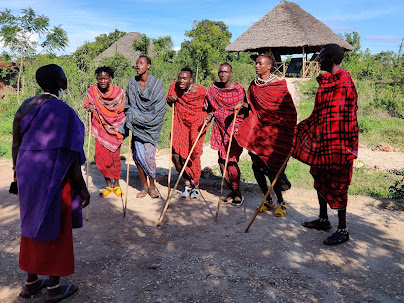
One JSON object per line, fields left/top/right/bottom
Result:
{"left": 84, "top": 84, "right": 125, "bottom": 152}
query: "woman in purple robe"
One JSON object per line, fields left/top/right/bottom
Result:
{"left": 11, "top": 64, "right": 90, "bottom": 302}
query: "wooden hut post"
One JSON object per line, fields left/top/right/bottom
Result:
{"left": 302, "top": 46, "right": 306, "bottom": 78}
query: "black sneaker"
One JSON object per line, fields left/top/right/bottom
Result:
{"left": 323, "top": 230, "right": 349, "bottom": 246}
{"left": 302, "top": 218, "right": 331, "bottom": 231}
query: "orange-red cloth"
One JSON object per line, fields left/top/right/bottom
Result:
{"left": 167, "top": 83, "right": 208, "bottom": 185}
{"left": 94, "top": 139, "right": 121, "bottom": 179}
{"left": 84, "top": 84, "right": 125, "bottom": 152}
{"left": 19, "top": 180, "right": 74, "bottom": 276}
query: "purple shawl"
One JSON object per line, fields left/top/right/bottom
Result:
{"left": 17, "top": 98, "right": 85, "bottom": 241}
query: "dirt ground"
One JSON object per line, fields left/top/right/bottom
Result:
{"left": 0, "top": 153, "right": 403, "bottom": 303}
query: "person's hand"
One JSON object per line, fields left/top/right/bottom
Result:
{"left": 234, "top": 102, "right": 243, "bottom": 112}
{"left": 168, "top": 95, "right": 178, "bottom": 103}
{"left": 203, "top": 113, "right": 213, "bottom": 125}
{"left": 87, "top": 104, "right": 96, "bottom": 112}
{"left": 80, "top": 187, "right": 90, "bottom": 208}
{"left": 9, "top": 181, "right": 18, "bottom": 195}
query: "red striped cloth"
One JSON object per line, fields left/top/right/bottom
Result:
{"left": 206, "top": 82, "right": 246, "bottom": 162}
{"left": 291, "top": 69, "right": 359, "bottom": 169}
{"left": 235, "top": 79, "right": 297, "bottom": 172}
{"left": 311, "top": 160, "right": 354, "bottom": 209}
{"left": 19, "top": 180, "right": 74, "bottom": 276}
{"left": 167, "top": 83, "right": 208, "bottom": 185}
{"left": 94, "top": 139, "right": 121, "bottom": 179}
{"left": 84, "top": 84, "right": 125, "bottom": 152}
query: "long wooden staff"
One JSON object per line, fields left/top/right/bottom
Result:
{"left": 157, "top": 120, "right": 208, "bottom": 226}
{"left": 167, "top": 103, "right": 175, "bottom": 200}
{"left": 85, "top": 111, "right": 92, "bottom": 221}
{"left": 215, "top": 110, "right": 239, "bottom": 222}
{"left": 245, "top": 155, "right": 290, "bottom": 233}
{"left": 123, "top": 130, "right": 132, "bottom": 218}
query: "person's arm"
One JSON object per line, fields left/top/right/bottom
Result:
{"left": 9, "top": 108, "right": 22, "bottom": 194}
{"left": 67, "top": 153, "right": 90, "bottom": 208}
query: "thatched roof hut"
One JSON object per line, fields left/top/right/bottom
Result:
{"left": 225, "top": 1, "right": 353, "bottom": 55}
{"left": 97, "top": 32, "right": 143, "bottom": 63}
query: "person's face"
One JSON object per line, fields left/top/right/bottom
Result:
{"left": 177, "top": 71, "right": 192, "bottom": 90}
{"left": 255, "top": 56, "right": 272, "bottom": 76}
{"left": 218, "top": 65, "right": 233, "bottom": 84}
{"left": 136, "top": 57, "right": 150, "bottom": 75}
{"left": 319, "top": 49, "right": 333, "bottom": 72}
{"left": 97, "top": 71, "right": 111, "bottom": 90}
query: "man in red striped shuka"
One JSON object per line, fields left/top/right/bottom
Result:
{"left": 204, "top": 63, "right": 247, "bottom": 206}
{"left": 235, "top": 53, "right": 297, "bottom": 217}
{"left": 292, "top": 44, "right": 359, "bottom": 246}
{"left": 84, "top": 67, "right": 125, "bottom": 198}
{"left": 166, "top": 68, "right": 208, "bottom": 200}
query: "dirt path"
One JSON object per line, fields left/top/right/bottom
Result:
{"left": 1, "top": 157, "right": 403, "bottom": 303}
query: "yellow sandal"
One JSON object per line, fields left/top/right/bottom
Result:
{"left": 274, "top": 203, "right": 288, "bottom": 217}
{"left": 114, "top": 186, "right": 124, "bottom": 197}
{"left": 258, "top": 200, "right": 275, "bottom": 213}
{"left": 100, "top": 187, "right": 113, "bottom": 197}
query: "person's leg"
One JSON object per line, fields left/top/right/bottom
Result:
{"left": 19, "top": 273, "right": 48, "bottom": 298}
{"left": 338, "top": 208, "right": 347, "bottom": 229}
{"left": 302, "top": 191, "right": 331, "bottom": 230}
{"left": 104, "top": 177, "right": 113, "bottom": 188}
{"left": 45, "top": 276, "right": 78, "bottom": 302}
{"left": 136, "top": 163, "right": 149, "bottom": 198}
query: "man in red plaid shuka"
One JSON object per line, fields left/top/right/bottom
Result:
{"left": 292, "top": 44, "right": 359, "bottom": 246}
{"left": 167, "top": 68, "right": 208, "bottom": 200}
{"left": 235, "top": 53, "right": 297, "bottom": 217}
{"left": 204, "top": 63, "right": 247, "bottom": 206}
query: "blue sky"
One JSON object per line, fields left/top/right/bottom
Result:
{"left": 1, "top": 0, "right": 403, "bottom": 55}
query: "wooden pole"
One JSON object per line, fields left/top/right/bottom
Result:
{"left": 167, "top": 104, "right": 175, "bottom": 200}
{"left": 215, "top": 110, "right": 238, "bottom": 222}
{"left": 124, "top": 130, "right": 132, "bottom": 218}
{"left": 245, "top": 156, "right": 290, "bottom": 233}
{"left": 302, "top": 46, "right": 306, "bottom": 78}
{"left": 85, "top": 111, "right": 92, "bottom": 221}
{"left": 157, "top": 120, "right": 208, "bottom": 226}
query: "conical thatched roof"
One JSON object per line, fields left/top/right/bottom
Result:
{"left": 225, "top": 1, "right": 353, "bottom": 55}
{"left": 97, "top": 32, "right": 143, "bottom": 63}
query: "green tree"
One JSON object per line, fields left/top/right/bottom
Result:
{"left": 152, "top": 36, "right": 175, "bottom": 62}
{"left": 73, "top": 29, "right": 126, "bottom": 71}
{"left": 0, "top": 8, "right": 68, "bottom": 103}
{"left": 177, "top": 20, "right": 232, "bottom": 83}
{"left": 132, "top": 34, "right": 150, "bottom": 55}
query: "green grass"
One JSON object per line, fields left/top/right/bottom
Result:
{"left": 234, "top": 156, "right": 401, "bottom": 199}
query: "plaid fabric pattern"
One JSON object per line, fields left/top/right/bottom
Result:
{"left": 206, "top": 82, "right": 246, "bottom": 162}
{"left": 292, "top": 69, "right": 359, "bottom": 169}
{"left": 94, "top": 139, "right": 121, "bottom": 179}
{"left": 218, "top": 156, "right": 240, "bottom": 191}
{"left": 310, "top": 160, "right": 354, "bottom": 209}
{"left": 235, "top": 79, "right": 297, "bottom": 172}
{"left": 167, "top": 83, "right": 208, "bottom": 185}
{"left": 84, "top": 84, "right": 125, "bottom": 152}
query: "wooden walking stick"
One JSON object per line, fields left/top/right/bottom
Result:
{"left": 85, "top": 111, "right": 92, "bottom": 221}
{"left": 123, "top": 130, "right": 132, "bottom": 218}
{"left": 215, "top": 110, "right": 239, "bottom": 222}
{"left": 157, "top": 120, "right": 208, "bottom": 226}
{"left": 245, "top": 155, "right": 290, "bottom": 233}
{"left": 167, "top": 103, "right": 175, "bottom": 200}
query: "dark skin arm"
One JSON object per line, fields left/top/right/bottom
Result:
{"left": 66, "top": 152, "right": 90, "bottom": 208}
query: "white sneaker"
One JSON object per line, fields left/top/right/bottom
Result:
{"left": 180, "top": 186, "right": 192, "bottom": 199}
{"left": 190, "top": 188, "right": 200, "bottom": 200}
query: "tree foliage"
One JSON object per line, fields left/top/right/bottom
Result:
{"left": 177, "top": 20, "right": 232, "bottom": 84}
{"left": 72, "top": 29, "right": 126, "bottom": 70}
{"left": 0, "top": 7, "right": 68, "bottom": 103}
{"left": 132, "top": 34, "right": 150, "bottom": 55}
